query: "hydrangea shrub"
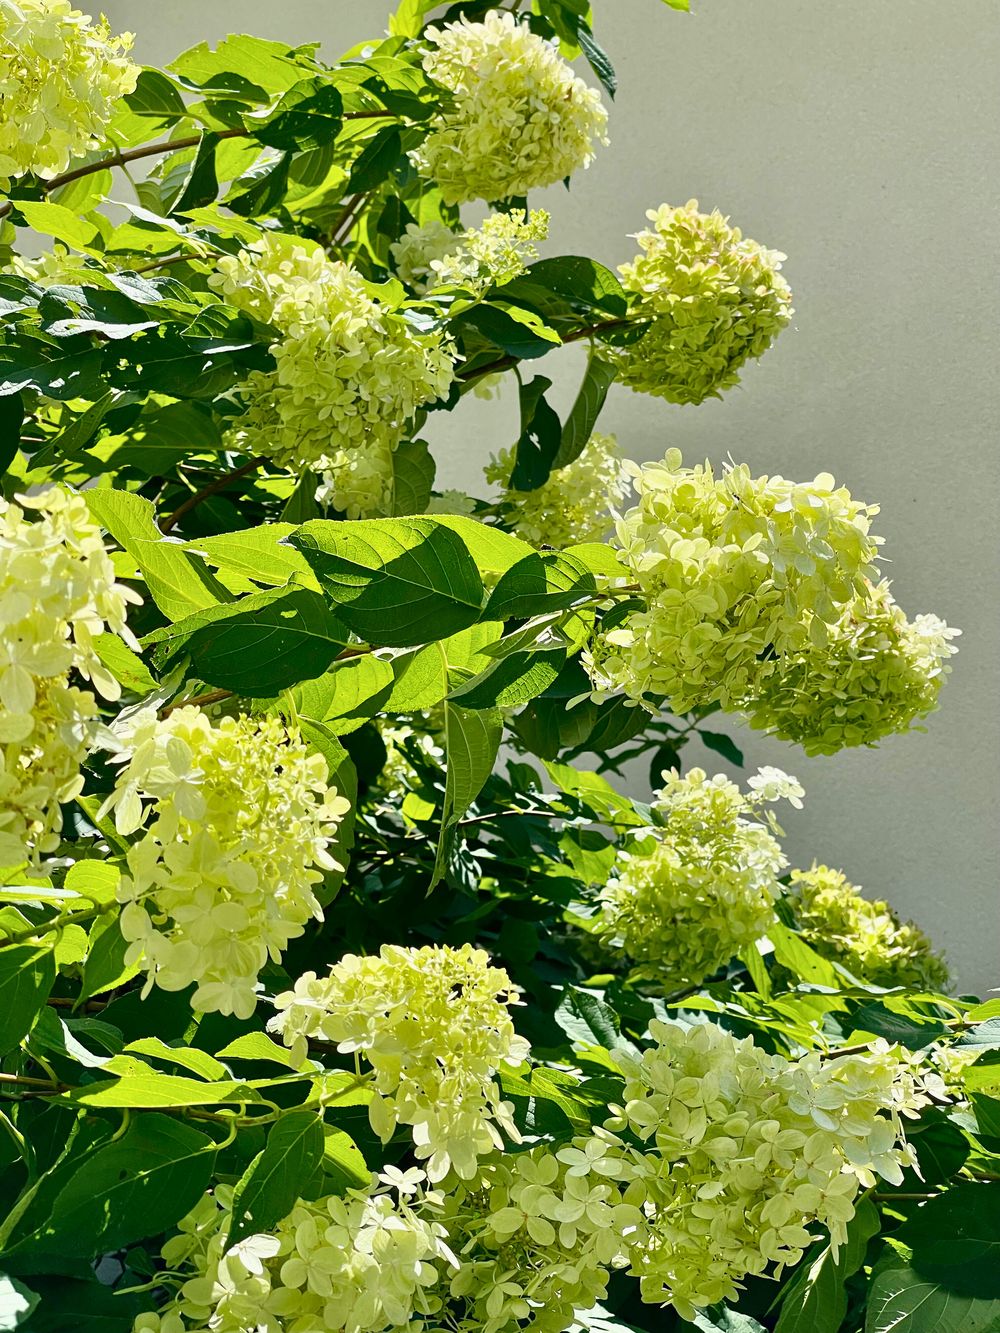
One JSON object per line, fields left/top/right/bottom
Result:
{"left": 0, "top": 4, "right": 990, "bottom": 1333}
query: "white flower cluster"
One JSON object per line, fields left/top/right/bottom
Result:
{"left": 0, "top": 486, "right": 138, "bottom": 865}
{"left": 270, "top": 943, "right": 530, "bottom": 1182}
{"left": 137, "top": 1174, "right": 456, "bottom": 1333}
{"left": 604, "top": 1021, "right": 927, "bottom": 1319}
{"left": 414, "top": 12, "right": 608, "bottom": 204}
{"left": 390, "top": 219, "right": 461, "bottom": 292}
{"left": 0, "top": 0, "right": 137, "bottom": 189}
{"left": 209, "top": 234, "right": 455, "bottom": 518}
{"left": 431, "top": 208, "right": 549, "bottom": 293}
{"left": 485, "top": 432, "right": 630, "bottom": 549}
{"left": 597, "top": 766, "right": 801, "bottom": 989}
{"left": 101, "top": 706, "right": 349, "bottom": 1019}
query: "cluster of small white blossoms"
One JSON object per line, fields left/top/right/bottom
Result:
{"left": 209, "top": 234, "right": 455, "bottom": 517}
{"left": 747, "top": 579, "right": 960, "bottom": 755}
{"left": 598, "top": 1020, "right": 929, "bottom": 1318}
{"left": 100, "top": 706, "right": 349, "bottom": 1019}
{"left": 787, "top": 863, "right": 949, "bottom": 991}
{"left": 431, "top": 208, "right": 549, "bottom": 293}
{"left": 270, "top": 944, "right": 530, "bottom": 1182}
{"left": 0, "top": 487, "right": 138, "bottom": 865}
{"left": 485, "top": 432, "right": 630, "bottom": 549}
{"left": 0, "top": 0, "right": 137, "bottom": 189}
{"left": 414, "top": 12, "right": 608, "bottom": 204}
{"left": 5, "top": 243, "right": 92, "bottom": 285}
{"left": 135, "top": 1174, "right": 457, "bottom": 1333}
{"left": 586, "top": 451, "right": 955, "bottom": 752}
{"left": 597, "top": 766, "right": 802, "bottom": 989}
{"left": 611, "top": 200, "right": 793, "bottom": 405}
{"left": 389, "top": 219, "right": 461, "bottom": 292}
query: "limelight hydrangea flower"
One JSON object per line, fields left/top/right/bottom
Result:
{"left": 0, "top": 0, "right": 137, "bottom": 189}
{"left": 787, "top": 863, "right": 949, "bottom": 991}
{"left": 442, "top": 1143, "right": 644, "bottom": 1333}
{"left": 269, "top": 943, "right": 530, "bottom": 1181}
{"left": 611, "top": 200, "right": 793, "bottom": 404}
{"left": 413, "top": 12, "right": 608, "bottom": 204}
{"left": 485, "top": 432, "right": 630, "bottom": 549}
{"left": 136, "top": 1174, "right": 457, "bottom": 1333}
{"left": 209, "top": 234, "right": 456, "bottom": 518}
{"left": 597, "top": 767, "right": 801, "bottom": 989}
{"left": 390, "top": 218, "right": 460, "bottom": 292}
{"left": 586, "top": 450, "right": 882, "bottom": 720}
{"left": 0, "top": 486, "right": 139, "bottom": 864}
{"left": 101, "top": 706, "right": 350, "bottom": 1019}
{"left": 746, "top": 581, "right": 960, "bottom": 755}
{"left": 430, "top": 208, "right": 549, "bottom": 293}
{"left": 5, "top": 243, "right": 92, "bottom": 284}
{"left": 604, "top": 1021, "right": 927, "bottom": 1319}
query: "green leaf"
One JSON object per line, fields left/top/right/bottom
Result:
{"left": 183, "top": 523, "right": 318, "bottom": 589}
{"left": 849, "top": 1002, "right": 949, "bottom": 1050}
{"left": 170, "top": 131, "right": 220, "bottom": 213}
{"left": 555, "top": 354, "right": 617, "bottom": 468}
{"left": 485, "top": 551, "right": 598, "bottom": 620}
{"left": 290, "top": 517, "right": 485, "bottom": 648}
{"left": 61, "top": 1073, "right": 253, "bottom": 1108}
{"left": 698, "top": 729, "right": 745, "bottom": 767}
{"left": 14, "top": 202, "right": 100, "bottom": 251}
{"left": 685, "top": 1309, "right": 767, "bottom": 1333}
{"left": 509, "top": 375, "right": 562, "bottom": 492}
{"left": 896, "top": 1183, "right": 1000, "bottom": 1296}
{"left": 215, "top": 1032, "right": 303, "bottom": 1070}
{"left": 147, "top": 586, "right": 350, "bottom": 695}
{"left": 956, "top": 1018, "right": 1000, "bottom": 1050}
{"left": 447, "top": 645, "right": 565, "bottom": 710}
{"left": 766, "top": 921, "right": 840, "bottom": 988}
{"left": 347, "top": 125, "right": 403, "bottom": 192}
{"left": 0, "top": 393, "right": 24, "bottom": 475}
{"left": 391, "top": 439, "right": 435, "bottom": 516}
{"left": 459, "top": 303, "right": 561, "bottom": 359}
{"left": 85, "top": 488, "right": 228, "bottom": 622}
{"left": 227, "top": 1112, "right": 324, "bottom": 1249}
{"left": 125, "top": 68, "right": 188, "bottom": 119}
{"left": 578, "top": 27, "right": 617, "bottom": 98}
{"left": 0, "top": 946, "right": 56, "bottom": 1056}
{"left": 170, "top": 34, "right": 308, "bottom": 97}
{"left": 554, "top": 987, "right": 621, "bottom": 1050}
{"left": 661, "top": 0, "right": 691, "bottom": 9}
{"left": 522, "top": 256, "right": 628, "bottom": 317}
{"left": 9, "top": 1115, "right": 215, "bottom": 1258}
{"left": 433, "top": 701, "right": 503, "bottom": 885}
{"left": 428, "top": 516, "right": 535, "bottom": 579}
{"left": 92, "top": 633, "right": 158, "bottom": 696}
{"left": 248, "top": 79, "right": 343, "bottom": 151}
{"left": 294, "top": 657, "right": 395, "bottom": 734}
{"left": 0, "top": 1274, "right": 39, "bottom": 1329}
{"left": 866, "top": 1259, "right": 1000, "bottom": 1333}
{"left": 775, "top": 1198, "right": 879, "bottom": 1333}
{"left": 322, "top": 1127, "right": 369, "bottom": 1191}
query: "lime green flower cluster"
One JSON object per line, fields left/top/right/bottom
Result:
{"left": 747, "top": 581, "right": 960, "bottom": 754}
{"left": 787, "top": 863, "right": 949, "bottom": 990}
{"left": 390, "top": 218, "right": 461, "bottom": 292}
{"left": 210, "top": 234, "right": 456, "bottom": 517}
{"left": 0, "top": 0, "right": 137, "bottom": 190}
{"left": 442, "top": 1143, "right": 643, "bottom": 1333}
{"left": 597, "top": 766, "right": 802, "bottom": 989}
{"left": 612, "top": 201, "right": 793, "bottom": 404}
{"left": 5, "top": 243, "right": 92, "bottom": 284}
{"left": 431, "top": 208, "right": 550, "bottom": 293}
{"left": 137, "top": 1173, "right": 456, "bottom": 1333}
{"left": 270, "top": 944, "right": 530, "bottom": 1182}
{"left": 101, "top": 706, "right": 349, "bottom": 1019}
{"left": 604, "top": 1021, "right": 927, "bottom": 1319}
{"left": 485, "top": 431, "right": 630, "bottom": 549}
{"left": 0, "top": 486, "right": 139, "bottom": 864}
{"left": 414, "top": 12, "right": 608, "bottom": 204}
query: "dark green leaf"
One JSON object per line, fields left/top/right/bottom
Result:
{"left": 554, "top": 987, "right": 621, "bottom": 1049}
{"left": 248, "top": 79, "right": 343, "bottom": 151}
{"left": 125, "top": 68, "right": 188, "bottom": 119}
{"left": 227, "top": 1112, "right": 324, "bottom": 1249}
{"left": 347, "top": 126, "right": 403, "bottom": 192}
{"left": 391, "top": 439, "right": 435, "bottom": 516}
{"left": 510, "top": 375, "right": 562, "bottom": 491}
{"left": 170, "top": 132, "right": 220, "bottom": 213}
{"left": 698, "top": 729, "right": 745, "bottom": 766}
{"left": 433, "top": 702, "right": 502, "bottom": 885}
{"left": 522, "top": 256, "right": 628, "bottom": 317}
{"left": 775, "top": 1198, "right": 879, "bottom": 1333}
{"left": 0, "top": 393, "right": 24, "bottom": 475}
{"left": 0, "top": 946, "right": 56, "bottom": 1056}
{"left": 897, "top": 1183, "right": 1000, "bottom": 1296}
{"left": 851, "top": 1002, "right": 949, "bottom": 1051}
{"left": 485, "top": 551, "right": 597, "bottom": 620}
{"left": 555, "top": 354, "right": 617, "bottom": 468}
{"left": 866, "top": 1258, "right": 1000, "bottom": 1333}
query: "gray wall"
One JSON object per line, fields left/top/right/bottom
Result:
{"left": 105, "top": 1, "right": 1000, "bottom": 994}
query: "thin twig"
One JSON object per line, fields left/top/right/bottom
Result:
{"left": 159, "top": 455, "right": 264, "bottom": 533}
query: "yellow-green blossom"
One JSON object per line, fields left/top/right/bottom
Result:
{"left": 787, "top": 863, "right": 949, "bottom": 990}
{"left": 137, "top": 1175, "right": 456, "bottom": 1333}
{"left": 597, "top": 767, "right": 801, "bottom": 989}
{"left": 0, "top": 0, "right": 137, "bottom": 189}
{"left": 612, "top": 201, "right": 793, "bottom": 405}
{"left": 486, "top": 431, "right": 629, "bottom": 549}
{"left": 414, "top": 12, "right": 608, "bottom": 204}
{"left": 101, "top": 706, "right": 349, "bottom": 1019}
{"left": 390, "top": 218, "right": 461, "bottom": 291}
{"left": 606, "top": 1022, "right": 928, "bottom": 1319}
{"left": 747, "top": 581, "right": 959, "bottom": 755}
{"left": 587, "top": 450, "right": 880, "bottom": 718}
{"left": 431, "top": 208, "right": 549, "bottom": 293}
{"left": 210, "top": 234, "right": 456, "bottom": 517}
{"left": 270, "top": 943, "right": 530, "bottom": 1181}
{"left": 0, "top": 486, "right": 139, "bottom": 863}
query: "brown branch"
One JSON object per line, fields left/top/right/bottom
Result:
{"left": 160, "top": 689, "right": 234, "bottom": 718}
{"left": 159, "top": 455, "right": 265, "bottom": 533}
{"left": 457, "top": 316, "right": 636, "bottom": 383}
